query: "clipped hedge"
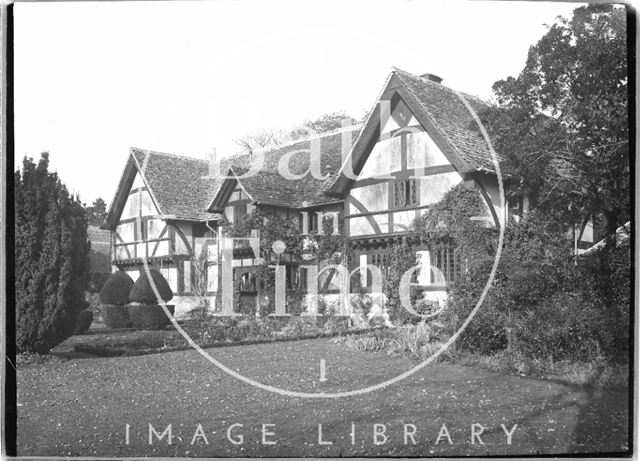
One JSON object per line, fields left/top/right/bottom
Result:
{"left": 128, "top": 304, "right": 175, "bottom": 330}
{"left": 99, "top": 272, "right": 134, "bottom": 305}
{"left": 129, "top": 268, "right": 173, "bottom": 305}
{"left": 101, "top": 305, "right": 131, "bottom": 329}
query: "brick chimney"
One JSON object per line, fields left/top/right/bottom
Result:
{"left": 421, "top": 73, "right": 443, "bottom": 84}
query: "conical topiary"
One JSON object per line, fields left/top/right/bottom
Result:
{"left": 99, "top": 271, "right": 135, "bottom": 329}
{"left": 128, "top": 268, "right": 175, "bottom": 330}
{"left": 129, "top": 268, "right": 174, "bottom": 305}
{"left": 99, "top": 271, "right": 134, "bottom": 305}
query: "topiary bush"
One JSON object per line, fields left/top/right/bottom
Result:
{"left": 128, "top": 268, "right": 174, "bottom": 330}
{"left": 99, "top": 272, "right": 134, "bottom": 329}
{"left": 99, "top": 272, "right": 134, "bottom": 305}
{"left": 127, "top": 304, "right": 175, "bottom": 330}
{"left": 129, "top": 268, "right": 173, "bottom": 305}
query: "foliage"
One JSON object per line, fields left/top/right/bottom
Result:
{"left": 290, "top": 111, "right": 359, "bottom": 140}
{"left": 187, "top": 252, "right": 212, "bottom": 322}
{"left": 383, "top": 237, "right": 423, "bottom": 325}
{"left": 85, "top": 197, "right": 108, "bottom": 227}
{"left": 99, "top": 271, "right": 134, "bottom": 306}
{"left": 482, "top": 4, "right": 629, "bottom": 237}
{"left": 100, "top": 304, "right": 131, "bottom": 329}
{"left": 223, "top": 208, "right": 348, "bottom": 317}
{"left": 577, "top": 242, "right": 630, "bottom": 361}
{"left": 416, "top": 184, "right": 497, "bottom": 264}
{"left": 234, "top": 111, "right": 359, "bottom": 154}
{"left": 74, "top": 309, "right": 93, "bottom": 335}
{"left": 89, "top": 272, "right": 110, "bottom": 294}
{"left": 344, "top": 328, "right": 394, "bottom": 352}
{"left": 128, "top": 268, "right": 174, "bottom": 305}
{"left": 447, "top": 212, "right": 629, "bottom": 364}
{"left": 15, "top": 153, "right": 91, "bottom": 354}
{"left": 127, "top": 304, "right": 175, "bottom": 330}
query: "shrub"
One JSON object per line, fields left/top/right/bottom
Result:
{"left": 99, "top": 272, "right": 134, "bottom": 305}
{"left": 101, "top": 305, "right": 131, "bottom": 329}
{"left": 344, "top": 329, "right": 393, "bottom": 352}
{"left": 127, "top": 305, "right": 176, "bottom": 330}
{"left": 448, "top": 214, "right": 630, "bottom": 366}
{"left": 388, "top": 324, "right": 434, "bottom": 359}
{"left": 99, "top": 272, "right": 134, "bottom": 329}
{"left": 89, "top": 272, "right": 110, "bottom": 294}
{"left": 73, "top": 309, "right": 93, "bottom": 335}
{"left": 383, "top": 238, "right": 424, "bottom": 325}
{"left": 129, "top": 268, "right": 173, "bottom": 305}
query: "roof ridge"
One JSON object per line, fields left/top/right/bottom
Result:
{"left": 130, "top": 147, "right": 209, "bottom": 163}
{"left": 392, "top": 67, "right": 490, "bottom": 106}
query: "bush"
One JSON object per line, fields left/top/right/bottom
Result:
{"left": 100, "top": 305, "right": 131, "bottom": 329}
{"left": 99, "top": 272, "right": 134, "bottom": 305}
{"left": 73, "top": 309, "right": 93, "bottom": 335}
{"left": 448, "top": 214, "right": 630, "bottom": 366}
{"left": 344, "top": 329, "right": 393, "bottom": 352}
{"left": 129, "top": 269, "right": 173, "bottom": 305}
{"left": 128, "top": 304, "right": 175, "bottom": 330}
{"left": 89, "top": 272, "right": 110, "bottom": 294}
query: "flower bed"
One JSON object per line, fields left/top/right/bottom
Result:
{"left": 73, "top": 316, "right": 381, "bottom": 358}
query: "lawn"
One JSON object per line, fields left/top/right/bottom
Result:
{"left": 17, "top": 338, "right": 630, "bottom": 457}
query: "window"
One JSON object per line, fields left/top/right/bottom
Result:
{"left": 238, "top": 271, "right": 256, "bottom": 292}
{"left": 393, "top": 179, "right": 417, "bottom": 208}
{"left": 309, "top": 212, "right": 319, "bottom": 233}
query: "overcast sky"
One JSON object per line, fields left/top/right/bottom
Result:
{"left": 14, "top": 0, "right": 584, "bottom": 205}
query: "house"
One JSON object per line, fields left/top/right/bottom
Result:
{"left": 102, "top": 68, "right": 515, "bottom": 318}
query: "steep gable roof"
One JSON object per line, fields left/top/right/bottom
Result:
{"left": 103, "top": 149, "right": 228, "bottom": 229}
{"left": 392, "top": 68, "right": 494, "bottom": 172}
{"left": 327, "top": 68, "right": 496, "bottom": 195}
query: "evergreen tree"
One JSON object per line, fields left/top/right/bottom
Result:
{"left": 15, "top": 153, "right": 90, "bottom": 353}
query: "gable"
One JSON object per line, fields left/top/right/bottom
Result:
{"left": 119, "top": 172, "right": 160, "bottom": 220}
{"left": 358, "top": 98, "right": 454, "bottom": 181}
{"left": 327, "top": 69, "right": 495, "bottom": 197}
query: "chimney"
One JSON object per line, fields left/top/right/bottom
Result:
{"left": 421, "top": 73, "right": 443, "bottom": 84}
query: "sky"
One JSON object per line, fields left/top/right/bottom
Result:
{"left": 13, "top": 0, "right": 585, "bottom": 206}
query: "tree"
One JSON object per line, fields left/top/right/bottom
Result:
{"left": 85, "top": 197, "right": 108, "bottom": 227}
{"left": 233, "top": 128, "right": 288, "bottom": 155}
{"left": 234, "top": 112, "right": 359, "bottom": 154}
{"left": 15, "top": 153, "right": 90, "bottom": 353}
{"left": 290, "top": 111, "right": 359, "bottom": 140}
{"left": 482, "top": 4, "right": 629, "bottom": 240}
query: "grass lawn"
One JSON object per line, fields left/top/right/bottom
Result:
{"left": 17, "top": 338, "right": 630, "bottom": 457}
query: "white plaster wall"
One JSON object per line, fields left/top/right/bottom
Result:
{"left": 171, "top": 295, "right": 216, "bottom": 319}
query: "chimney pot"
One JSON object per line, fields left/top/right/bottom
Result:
{"left": 421, "top": 73, "right": 443, "bottom": 84}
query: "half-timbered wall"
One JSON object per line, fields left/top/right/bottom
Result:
{"left": 112, "top": 172, "right": 171, "bottom": 262}
{"left": 345, "top": 100, "right": 466, "bottom": 238}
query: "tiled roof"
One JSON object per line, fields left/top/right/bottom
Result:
{"left": 393, "top": 68, "right": 496, "bottom": 172}
{"left": 127, "top": 128, "right": 357, "bottom": 220}
{"left": 114, "top": 68, "right": 497, "bottom": 222}
{"left": 130, "top": 148, "right": 225, "bottom": 221}
{"left": 232, "top": 128, "right": 359, "bottom": 208}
